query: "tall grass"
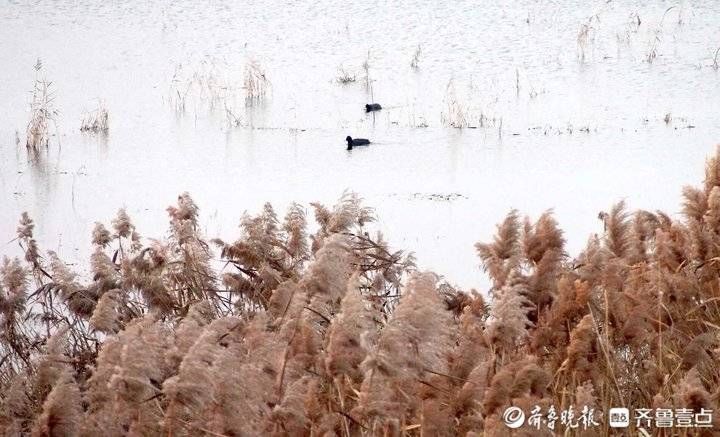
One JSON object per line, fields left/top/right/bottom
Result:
{"left": 2, "top": 147, "right": 720, "bottom": 435}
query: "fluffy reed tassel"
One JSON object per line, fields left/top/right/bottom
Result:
{"left": 0, "top": 376, "right": 31, "bottom": 435}
{"left": 31, "top": 372, "right": 81, "bottom": 437}
{"left": 453, "top": 358, "right": 492, "bottom": 433}
{"left": 449, "top": 291, "right": 489, "bottom": 379}
{"left": 355, "top": 273, "right": 455, "bottom": 425}
{"left": 703, "top": 186, "right": 720, "bottom": 231}
{"left": 1, "top": 257, "right": 27, "bottom": 326}
{"left": 48, "top": 251, "right": 96, "bottom": 318}
{"left": 264, "top": 375, "right": 312, "bottom": 435}
{"left": 84, "top": 316, "right": 170, "bottom": 435}
{"left": 16, "top": 213, "right": 44, "bottom": 276}
{"left": 486, "top": 279, "right": 533, "bottom": 354}
{"left": 603, "top": 201, "right": 630, "bottom": 258}
{"left": 683, "top": 186, "right": 709, "bottom": 222}
{"left": 208, "top": 314, "right": 281, "bottom": 435}
{"left": 673, "top": 367, "right": 714, "bottom": 419}
{"left": 162, "top": 317, "right": 242, "bottom": 435}
{"left": 475, "top": 210, "right": 520, "bottom": 289}
{"left": 482, "top": 357, "right": 549, "bottom": 417}
{"left": 564, "top": 314, "right": 598, "bottom": 381}
{"left": 89, "top": 289, "right": 120, "bottom": 333}
{"left": 112, "top": 208, "right": 134, "bottom": 239}
{"left": 325, "top": 273, "right": 374, "bottom": 382}
{"left": 91, "top": 222, "right": 112, "bottom": 248}
{"left": 704, "top": 145, "right": 720, "bottom": 193}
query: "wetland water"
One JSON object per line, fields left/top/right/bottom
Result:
{"left": 1, "top": 0, "right": 720, "bottom": 289}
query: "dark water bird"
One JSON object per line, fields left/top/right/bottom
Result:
{"left": 346, "top": 136, "right": 370, "bottom": 150}
{"left": 365, "top": 103, "right": 382, "bottom": 112}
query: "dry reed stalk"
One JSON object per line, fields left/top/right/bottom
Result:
{"left": 576, "top": 14, "right": 599, "bottom": 63}
{"left": 168, "top": 59, "right": 237, "bottom": 116}
{"left": 440, "top": 78, "right": 469, "bottom": 128}
{"left": 646, "top": 6, "right": 679, "bottom": 64}
{"left": 244, "top": 59, "right": 270, "bottom": 105}
{"left": 362, "top": 49, "right": 371, "bottom": 89}
{"left": 25, "top": 60, "right": 58, "bottom": 151}
{"left": 410, "top": 44, "right": 422, "bottom": 69}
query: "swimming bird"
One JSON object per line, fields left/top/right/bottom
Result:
{"left": 346, "top": 136, "right": 370, "bottom": 150}
{"left": 365, "top": 103, "right": 382, "bottom": 112}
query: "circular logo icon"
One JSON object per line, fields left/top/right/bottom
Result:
{"left": 503, "top": 406, "right": 526, "bottom": 429}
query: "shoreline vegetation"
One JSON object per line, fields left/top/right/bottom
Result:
{"left": 1, "top": 146, "right": 720, "bottom": 435}
{"left": 3, "top": 3, "right": 720, "bottom": 435}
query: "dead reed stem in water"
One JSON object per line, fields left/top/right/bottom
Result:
{"left": 440, "top": 78, "right": 468, "bottom": 128}
{"left": 410, "top": 44, "right": 422, "bottom": 69}
{"left": 244, "top": 59, "right": 270, "bottom": 105}
{"left": 80, "top": 101, "right": 109, "bottom": 134}
{"left": 335, "top": 64, "right": 356, "bottom": 84}
{"left": 25, "top": 60, "right": 58, "bottom": 151}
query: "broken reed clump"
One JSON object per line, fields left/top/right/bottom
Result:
{"left": 80, "top": 101, "right": 109, "bottom": 134}
{"left": 2, "top": 149, "right": 720, "bottom": 436}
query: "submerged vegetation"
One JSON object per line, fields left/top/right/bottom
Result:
{"left": 2, "top": 144, "right": 720, "bottom": 435}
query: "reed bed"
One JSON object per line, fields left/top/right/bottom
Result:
{"left": 2, "top": 147, "right": 720, "bottom": 435}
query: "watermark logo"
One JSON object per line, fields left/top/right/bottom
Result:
{"left": 502, "top": 406, "right": 714, "bottom": 430}
{"left": 609, "top": 407, "right": 630, "bottom": 428}
{"left": 502, "top": 406, "right": 525, "bottom": 429}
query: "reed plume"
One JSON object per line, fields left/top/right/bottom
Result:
{"left": 2, "top": 147, "right": 720, "bottom": 435}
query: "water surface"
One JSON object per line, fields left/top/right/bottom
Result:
{"left": 1, "top": 0, "right": 719, "bottom": 289}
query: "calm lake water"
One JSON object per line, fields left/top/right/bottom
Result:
{"left": 1, "top": 0, "right": 719, "bottom": 290}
